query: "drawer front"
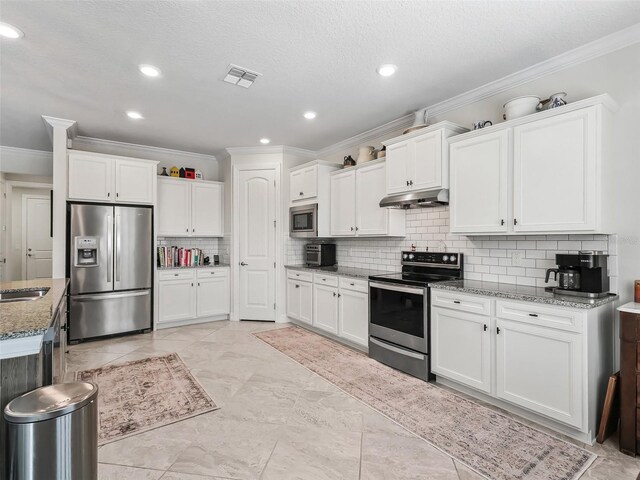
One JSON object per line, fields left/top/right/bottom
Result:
{"left": 197, "top": 268, "right": 229, "bottom": 278}
{"left": 287, "top": 270, "right": 314, "bottom": 283}
{"left": 314, "top": 273, "right": 339, "bottom": 287}
{"left": 339, "top": 277, "right": 368, "bottom": 293}
{"left": 159, "top": 270, "right": 195, "bottom": 281}
{"left": 431, "top": 290, "right": 492, "bottom": 316}
{"left": 496, "top": 300, "right": 583, "bottom": 332}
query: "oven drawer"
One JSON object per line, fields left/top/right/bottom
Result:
{"left": 314, "top": 273, "right": 338, "bottom": 287}
{"left": 287, "top": 269, "right": 313, "bottom": 283}
{"left": 431, "top": 290, "right": 492, "bottom": 316}
{"left": 339, "top": 277, "right": 368, "bottom": 293}
{"left": 496, "top": 300, "right": 583, "bottom": 332}
{"left": 369, "top": 337, "right": 428, "bottom": 382}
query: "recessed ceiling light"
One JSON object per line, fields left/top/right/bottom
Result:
{"left": 0, "top": 22, "right": 24, "bottom": 39}
{"left": 303, "top": 111, "right": 317, "bottom": 120}
{"left": 138, "top": 64, "right": 161, "bottom": 77}
{"left": 126, "top": 111, "right": 144, "bottom": 120}
{"left": 376, "top": 64, "right": 397, "bottom": 77}
{"left": 260, "top": 138, "right": 270, "bottom": 144}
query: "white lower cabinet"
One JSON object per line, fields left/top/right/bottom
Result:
{"left": 496, "top": 318, "right": 583, "bottom": 428}
{"left": 158, "top": 268, "right": 230, "bottom": 327}
{"left": 431, "top": 307, "right": 491, "bottom": 393}
{"left": 287, "top": 270, "right": 369, "bottom": 347}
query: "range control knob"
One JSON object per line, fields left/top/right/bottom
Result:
{"left": 442, "top": 255, "right": 449, "bottom": 262}
{"left": 403, "top": 253, "right": 408, "bottom": 260}
{"left": 450, "top": 255, "right": 457, "bottom": 263}
{"left": 408, "top": 254, "right": 415, "bottom": 260}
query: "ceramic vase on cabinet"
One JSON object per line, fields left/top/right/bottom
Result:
{"left": 357, "top": 146, "right": 375, "bottom": 164}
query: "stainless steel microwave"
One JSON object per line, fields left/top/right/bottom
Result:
{"left": 290, "top": 204, "right": 317, "bottom": 238}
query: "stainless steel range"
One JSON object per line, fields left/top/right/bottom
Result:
{"left": 368, "top": 251, "right": 463, "bottom": 381}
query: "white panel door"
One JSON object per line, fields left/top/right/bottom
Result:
{"left": 24, "top": 195, "right": 52, "bottom": 280}
{"left": 157, "top": 179, "right": 191, "bottom": 236}
{"left": 513, "top": 108, "right": 597, "bottom": 232}
{"left": 68, "top": 152, "right": 113, "bottom": 201}
{"left": 449, "top": 130, "right": 510, "bottom": 234}
{"left": 0, "top": 179, "right": 4, "bottom": 280}
{"left": 286, "top": 278, "right": 301, "bottom": 320}
{"left": 191, "top": 183, "right": 223, "bottom": 236}
{"left": 356, "top": 162, "right": 387, "bottom": 236}
{"left": 158, "top": 280, "right": 196, "bottom": 323}
{"left": 115, "top": 159, "right": 154, "bottom": 204}
{"left": 299, "top": 281, "right": 313, "bottom": 325}
{"left": 313, "top": 283, "right": 338, "bottom": 334}
{"left": 238, "top": 169, "right": 276, "bottom": 321}
{"left": 330, "top": 170, "right": 356, "bottom": 236}
{"left": 496, "top": 319, "right": 583, "bottom": 428}
{"left": 431, "top": 307, "right": 491, "bottom": 393}
{"left": 301, "top": 166, "right": 317, "bottom": 199}
{"left": 197, "top": 276, "right": 230, "bottom": 317}
{"left": 385, "top": 141, "right": 412, "bottom": 194}
{"left": 290, "top": 169, "right": 304, "bottom": 202}
{"left": 338, "top": 289, "right": 368, "bottom": 346}
{"left": 412, "top": 131, "right": 443, "bottom": 191}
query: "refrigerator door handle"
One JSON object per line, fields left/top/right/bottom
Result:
{"left": 115, "top": 212, "right": 122, "bottom": 284}
{"left": 106, "top": 214, "right": 113, "bottom": 283}
{"left": 73, "top": 290, "right": 150, "bottom": 301}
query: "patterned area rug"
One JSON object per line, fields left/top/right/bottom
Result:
{"left": 75, "top": 353, "right": 218, "bottom": 445}
{"left": 254, "top": 326, "right": 596, "bottom": 480}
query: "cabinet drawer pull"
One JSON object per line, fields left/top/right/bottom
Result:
{"left": 529, "top": 313, "right": 538, "bottom": 317}
{"left": 350, "top": 283, "right": 355, "bottom": 286}
{"left": 173, "top": 273, "right": 179, "bottom": 277}
{"left": 453, "top": 300, "right": 461, "bottom": 304}
{"left": 299, "top": 192, "right": 303, "bottom": 196}
{"left": 295, "top": 284, "right": 300, "bottom": 288}
{"left": 322, "top": 278, "right": 326, "bottom": 281}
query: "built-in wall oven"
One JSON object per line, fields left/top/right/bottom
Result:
{"left": 368, "top": 251, "right": 463, "bottom": 381}
{"left": 290, "top": 204, "right": 317, "bottom": 238}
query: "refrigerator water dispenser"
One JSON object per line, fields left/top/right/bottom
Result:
{"left": 74, "top": 237, "right": 99, "bottom": 267}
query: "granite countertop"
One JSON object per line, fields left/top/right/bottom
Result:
{"left": 0, "top": 278, "right": 69, "bottom": 340}
{"left": 158, "top": 264, "right": 230, "bottom": 270}
{"left": 285, "top": 264, "right": 390, "bottom": 280}
{"left": 429, "top": 279, "right": 618, "bottom": 309}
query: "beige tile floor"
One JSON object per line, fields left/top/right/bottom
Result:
{"left": 65, "top": 321, "right": 640, "bottom": 480}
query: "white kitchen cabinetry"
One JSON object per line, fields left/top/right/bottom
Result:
{"left": 449, "top": 130, "right": 510, "bottom": 234}
{"left": 290, "top": 165, "right": 318, "bottom": 202}
{"left": 157, "top": 267, "right": 230, "bottom": 327}
{"left": 313, "top": 282, "right": 339, "bottom": 334}
{"left": 286, "top": 270, "right": 313, "bottom": 325}
{"left": 338, "top": 282, "right": 369, "bottom": 347}
{"left": 430, "top": 289, "right": 614, "bottom": 443}
{"left": 449, "top": 95, "right": 616, "bottom": 235}
{"left": 68, "top": 151, "right": 156, "bottom": 204}
{"left": 383, "top": 122, "right": 468, "bottom": 195}
{"left": 330, "top": 160, "right": 405, "bottom": 237}
{"left": 157, "top": 177, "right": 224, "bottom": 237}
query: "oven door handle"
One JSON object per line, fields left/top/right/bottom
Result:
{"left": 369, "top": 337, "right": 426, "bottom": 360}
{"left": 369, "top": 281, "right": 425, "bottom": 296}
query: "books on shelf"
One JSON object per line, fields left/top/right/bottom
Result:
{"left": 157, "top": 246, "right": 204, "bottom": 268}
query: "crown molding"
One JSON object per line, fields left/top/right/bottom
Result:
{"left": 41, "top": 115, "right": 77, "bottom": 143}
{"left": 316, "top": 23, "right": 640, "bottom": 158}
{"left": 71, "top": 136, "right": 216, "bottom": 163}
{"left": 225, "top": 145, "right": 316, "bottom": 158}
{"left": 0, "top": 146, "right": 54, "bottom": 175}
{"left": 0, "top": 145, "right": 53, "bottom": 163}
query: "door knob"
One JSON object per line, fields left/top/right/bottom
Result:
{"left": 240, "top": 262, "right": 248, "bottom": 266}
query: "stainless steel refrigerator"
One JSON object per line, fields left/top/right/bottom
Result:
{"left": 68, "top": 203, "right": 152, "bottom": 342}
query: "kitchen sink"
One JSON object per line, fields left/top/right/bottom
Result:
{"left": 0, "top": 288, "right": 49, "bottom": 303}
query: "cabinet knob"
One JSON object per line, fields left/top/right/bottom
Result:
{"left": 107, "top": 192, "right": 110, "bottom": 198}
{"left": 295, "top": 284, "right": 300, "bottom": 288}
{"left": 513, "top": 219, "right": 518, "bottom": 226}
{"left": 355, "top": 226, "right": 359, "bottom": 231}
{"left": 198, "top": 282, "right": 200, "bottom": 286}
{"left": 483, "top": 324, "right": 488, "bottom": 331}
{"left": 192, "top": 228, "right": 195, "bottom": 232}
{"left": 299, "top": 192, "right": 303, "bottom": 196}
{"left": 116, "top": 193, "right": 119, "bottom": 198}
{"left": 406, "top": 180, "right": 410, "bottom": 186}
{"left": 409, "top": 180, "right": 413, "bottom": 186}
{"left": 496, "top": 327, "right": 501, "bottom": 334}
{"left": 337, "top": 293, "right": 341, "bottom": 298}
{"left": 191, "top": 283, "right": 194, "bottom": 287}
{"left": 350, "top": 227, "right": 354, "bottom": 231}
{"left": 186, "top": 228, "right": 189, "bottom": 232}
{"left": 500, "top": 219, "right": 505, "bottom": 226}
{"left": 350, "top": 283, "right": 355, "bottom": 286}
{"left": 174, "top": 273, "right": 178, "bottom": 276}
{"left": 333, "top": 292, "right": 336, "bottom": 297}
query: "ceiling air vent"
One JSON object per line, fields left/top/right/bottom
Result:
{"left": 223, "top": 64, "right": 262, "bottom": 89}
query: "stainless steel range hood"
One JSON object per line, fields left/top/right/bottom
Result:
{"left": 379, "top": 189, "right": 449, "bottom": 209}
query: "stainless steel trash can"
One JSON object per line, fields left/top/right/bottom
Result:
{"left": 4, "top": 382, "right": 98, "bottom": 480}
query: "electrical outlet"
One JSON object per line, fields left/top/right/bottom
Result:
{"left": 511, "top": 251, "right": 524, "bottom": 266}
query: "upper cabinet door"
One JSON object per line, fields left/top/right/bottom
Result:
{"left": 330, "top": 170, "right": 356, "bottom": 236}
{"left": 513, "top": 108, "right": 597, "bottom": 232}
{"left": 450, "top": 130, "right": 510, "bottom": 234}
{"left": 301, "top": 166, "right": 318, "bottom": 199}
{"left": 412, "top": 131, "right": 443, "bottom": 191}
{"left": 68, "top": 152, "right": 113, "bottom": 201}
{"left": 356, "top": 162, "right": 387, "bottom": 236}
{"left": 157, "top": 179, "right": 191, "bottom": 236}
{"left": 115, "top": 159, "right": 155, "bottom": 204}
{"left": 385, "top": 141, "right": 412, "bottom": 194}
{"left": 191, "top": 182, "right": 224, "bottom": 236}
{"left": 290, "top": 169, "right": 305, "bottom": 202}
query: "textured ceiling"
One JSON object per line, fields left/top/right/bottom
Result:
{"left": 1, "top": 1, "right": 640, "bottom": 155}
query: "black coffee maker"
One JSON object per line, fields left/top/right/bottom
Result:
{"left": 545, "top": 251, "right": 610, "bottom": 298}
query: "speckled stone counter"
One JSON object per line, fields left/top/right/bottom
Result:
{"left": 0, "top": 278, "right": 68, "bottom": 341}
{"left": 429, "top": 279, "right": 618, "bottom": 309}
{"left": 285, "top": 265, "right": 391, "bottom": 280}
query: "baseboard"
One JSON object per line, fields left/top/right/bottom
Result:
{"left": 155, "top": 314, "right": 229, "bottom": 330}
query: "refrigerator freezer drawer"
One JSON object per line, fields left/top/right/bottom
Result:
{"left": 69, "top": 290, "right": 151, "bottom": 341}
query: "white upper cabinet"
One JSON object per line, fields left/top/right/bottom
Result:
{"left": 448, "top": 95, "right": 615, "bottom": 235}
{"left": 290, "top": 165, "right": 317, "bottom": 202}
{"left": 330, "top": 160, "right": 405, "bottom": 237}
{"left": 383, "top": 122, "right": 468, "bottom": 196}
{"left": 157, "top": 177, "right": 224, "bottom": 237}
{"left": 449, "top": 130, "right": 510, "bottom": 234}
{"left": 68, "top": 151, "right": 156, "bottom": 204}
{"left": 513, "top": 108, "right": 597, "bottom": 232}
